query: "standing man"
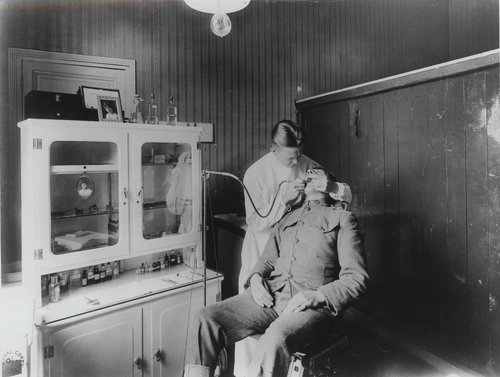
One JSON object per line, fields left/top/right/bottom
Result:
{"left": 236, "top": 120, "right": 347, "bottom": 376}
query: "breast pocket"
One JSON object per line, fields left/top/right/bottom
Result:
{"left": 311, "top": 217, "right": 338, "bottom": 238}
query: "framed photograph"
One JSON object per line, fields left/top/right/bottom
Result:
{"left": 79, "top": 86, "right": 121, "bottom": 111}
{"left": 76, "top": 174, "right": 95, "bottom": 200}
{"left": 97, "top": 95, "right": 123, "bottom": 122}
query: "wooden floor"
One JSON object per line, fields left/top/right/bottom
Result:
{"left": 222, "top": 318, "right": 457, "bottom": 377}
{"left": 328, "top": 321, "right": 443, "bottom": 377}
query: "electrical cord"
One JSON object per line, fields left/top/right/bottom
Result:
{"left": 203, "top": 170, "right": 288, "bottom": 219}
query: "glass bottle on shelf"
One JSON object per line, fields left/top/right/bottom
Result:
{"left": 147, "top": 93, "right": 159, "bottom": 125}
{"left": 94, "top": 265, "right": 101, "bottom": 284}
{"left": 88, "top": 266, "right": 94, "bottom": 285}
{"left": 81, "top": 269, "right": 88, "bottom": 287}
{"left": 166, "top": 95, "right": 177, "bottom": 126}
{"left": 99, "top": 264, "right": 106, "bottom": 281}
{"left": 105, "top": 262, "right": 113, "bottom": 281}
{"left": 130, "top": 94, "right": 144, "bottom": 124}
{"left": 49, "top": 275, "right": 60, "bottom": 303}
{"left": 113, "top": 261, "right": 120, "bottom": 279}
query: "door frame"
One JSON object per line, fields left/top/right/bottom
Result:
{"left": 5, "top": 48, "right": 136, "bottom": 282}
{"left": 8, "top": 48, "right": 136, "bottom": 124}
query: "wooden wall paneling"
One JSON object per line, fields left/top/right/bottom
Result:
{"left": 485, "top": 67, "right": 500, "bottom": 377}
{"left": 347, "top": 99, "right": 361, "bottom": 213}
{"left": 337, "top": 101, "right": 350, "bottom": 183}
{"left": 382, "top": 91, "right": 400, "bottom": 282}
{"left": 464, "top": 71, "right": 490, "bottom": 373}
{"left": 296, "top": 55, "right": 499, "bottom": 375}
{"left": 408, "top": 84, "right": 428, "bottom": 281}
{"left": 396, "top": 87, "right": 414, "bottom": 279}
{"left": 328, "top": 102, "right": 342, "bottom": 177}
{"left": 446, "top": 75, "right": 468, "bottom": 284}
{"left": 305, "top": 103, "right": 341, "bottom": 177}
{"left": 425, "top": 78, "right": 453, "bottom": 355}
{"left": 364, "top": 95, "right": 385, "bottom": 286}
{"left": 449, "top": 0, "right": 499, "bottom": 60}
{"left": 444, "top": 74, "right": 469, "bottom": 362}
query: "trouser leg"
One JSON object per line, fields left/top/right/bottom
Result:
{"left": 248, "top": 309, "right": 337, "bottom": 377}
{"left": 186, "top": 289, "right": 278, "bottom": 373}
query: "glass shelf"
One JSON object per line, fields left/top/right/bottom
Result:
{"left": 142, "top": 201, "right": 167, "bottom": 210}
{"left": 52, "top": 209, "right": 119, "bottom": 220}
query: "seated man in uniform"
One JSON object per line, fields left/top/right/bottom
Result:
{"left": 184, "top": 169, "right": 369, "bottom": 377}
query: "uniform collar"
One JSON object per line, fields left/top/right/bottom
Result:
{"left": 303, "top": 197, "right": 332, "bottom": 208}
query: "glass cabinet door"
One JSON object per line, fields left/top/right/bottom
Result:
{"left": 22, "top": 123, "right": 131, "bottom": 272}
{"left": 130, "top": 129, "right": 201, "bottom": 254}
{"left": 141, "top": 142, "right": 193, "bottom": 239}
{"left": 50, "top": 141, "right": 121, "bottom": 254}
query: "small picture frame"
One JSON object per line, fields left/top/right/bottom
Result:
{"left": 76, "top": 174, "right": 95, "bottom": 200}
{"left": 79, "top": 86, "right": 121, "bottom": 110}
{"left": 97, "top": 95, "right": 123, "bottom": 122}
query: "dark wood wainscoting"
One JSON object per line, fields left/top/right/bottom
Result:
{"left": 297, "top": 50, "right": 500, "bottom": 376}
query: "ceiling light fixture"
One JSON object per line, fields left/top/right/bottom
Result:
{"left": 184, "top": 0, "right": 251, "bottom": 38}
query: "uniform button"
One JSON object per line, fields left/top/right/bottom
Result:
{"left": 295, "top": 238, "right": 300, "bottom": 243}
{"left": 289, "top": 274, "right": 293, "bottom": 279}
{"left": 291, "top": 257, "right": 296, "bottom": 262}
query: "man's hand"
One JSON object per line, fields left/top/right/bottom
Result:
{"left": 283, "top": 178, "right": 306, "bottom": 207}
{"left": 282, "top": 291, "right": 327, "bottom": 314}
{"left": 308, "top": 172, "right": 336, "bottom": 193}
{"left": 249, "top": 274, "right": 274, "bottom": 308}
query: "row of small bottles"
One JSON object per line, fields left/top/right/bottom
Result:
{"left": 136, "top": 247, "right": 197, "bottom": 274}
{"left": 44, "top": 261, "right": 123, "bottom": 302}
{"left": 130, "top": 93, "right": 177, "bottom": 126}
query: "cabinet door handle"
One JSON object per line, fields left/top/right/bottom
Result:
{"left": 154, "top": 348, "right": 162, "bottom": 362}
{"left": 134, "top": 356, "right": 142, "bottom": 369}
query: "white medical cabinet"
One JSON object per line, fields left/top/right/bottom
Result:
{"left": 19, "top": 119, "right": 222, "bottom": 377}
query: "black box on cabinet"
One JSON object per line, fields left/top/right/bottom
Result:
{"left": 24, "top": 90, "right": 89, "bottom": 121}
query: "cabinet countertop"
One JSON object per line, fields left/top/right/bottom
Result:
{"left": 37, "top": 265, "right": 222, "bottom": 325}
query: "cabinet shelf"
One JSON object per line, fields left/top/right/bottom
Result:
{"left": 142, "top": 201, "right": 167, "bottom": 210}
{"left": 51, "top": 164, "right": 119, "bottom": 174}
{"left": 52, "top": 209, "right": 118, "bottom": 220}
{"left": 141, "top": 160, "right": 191, "bottom": 167}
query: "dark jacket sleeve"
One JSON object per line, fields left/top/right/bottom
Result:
{"left": 318, "top": 211, "right": 369, "bottom": 315}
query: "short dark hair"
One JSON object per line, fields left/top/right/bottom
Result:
{"left": 271, "top": 120, "right": 303, "bottom": 148}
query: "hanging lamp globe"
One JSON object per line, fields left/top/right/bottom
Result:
{"left": 184, "top": 0, "right": 250, "bottom": 37}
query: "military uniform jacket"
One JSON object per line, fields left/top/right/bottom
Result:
{"left": 245, "top": 199, "right": 369, "bottom": 316}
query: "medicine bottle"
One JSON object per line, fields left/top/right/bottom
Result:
{"left": 167, "top": 96, "right": 177, "bottom": 126}
{"left": 147, "top": 93, "right": 159, "bottom": 125}
{"left": 94, "top": 265, "right": 101, "bottom": 284}
{"left": 49, "top": 275, "right": 60, "bottom": 303}
{"left": 99, "top": 264, "right": 106, "bottom": 281}
{"left": 81, "top": 269, "right": 88, "bottom": 287}
{"left": 113, "top": 261, "right": 120, "bottom": 279}
{"left": 105, "top": 262, "right": 113, "bottom": 281}
{"left": 88, "top": 266, "right": 94, "bottom": 285}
